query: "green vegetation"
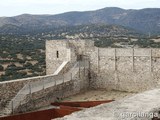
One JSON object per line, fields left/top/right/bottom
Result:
{"left": 0, "top": 25, "right": 160, "bottom": 81}
{"left": 94, "top": 37, "right": 160, "bottom": 48}
{"left": 0, "top": 34, "right": 46, "bottom": 81}
{"left": 0, "top": 65, "right": 4, "bottom": 71}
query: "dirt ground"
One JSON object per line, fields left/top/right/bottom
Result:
{"left": 37, "top": 90, "right": 136, "bottom": 111}
{"left": 63, "top": 90, "right": 136, "bottom": 102}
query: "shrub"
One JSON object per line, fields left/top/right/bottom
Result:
{"left": 0, "top": 65, "right": 4, "bottom": 71}
{"left": 24, "top": 62, "right": 33, "bottom": 69}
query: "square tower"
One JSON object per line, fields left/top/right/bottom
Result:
{"left": 46, "top": 40, "right": 72, "bottom": 75}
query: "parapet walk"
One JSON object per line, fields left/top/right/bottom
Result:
{"left": 0, "top": 60, "right": 89, "bottom": 116}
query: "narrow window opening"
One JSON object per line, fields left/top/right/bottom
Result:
{"left": 56, "top": 51, "right": 59, "bottom": 58}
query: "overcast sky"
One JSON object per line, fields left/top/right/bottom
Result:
{"left": 0, "top": 0, "right": 160, "bottom": 17}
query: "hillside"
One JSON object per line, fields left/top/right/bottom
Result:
{"left": 0, "top": 24, "right": 160, "bottom": 81}
{"left": 0, "top": 7, "right": 160, "bottom": 34}
{"left": 40, "top": 24, "right": 141, "bottom": 38}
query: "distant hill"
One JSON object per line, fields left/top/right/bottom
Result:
{"left": 0, "top": 7, "right": 160, "bottom": 34}
{"left": 41, "top": 24, "right": 141, "bottom": 39}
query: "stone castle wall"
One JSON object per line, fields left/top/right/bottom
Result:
{"left": 2, "top": 39, "right": 160, "bottom": 114}
{"left": 87, "top": 48, "right": 160, "bottom": 92}
{"left": 46, "top": 40, "right": 160, "bottom": 92}
{"left": 0, "top": 61, "right": 89, "bottom": 113}
{"left": 46, "top": 40, "right": 73, "bottom": 75}
{"left": 0, "top": 75, "right": 61, "bottom": 110}
{"left": 46, "top": 40, "right": 94, "bottom": 75}
{"left": 15, "top": 67, "right": 89, "bottom": 113}
{"left": 0, "top": 39, "right": 91, "bottom": 114}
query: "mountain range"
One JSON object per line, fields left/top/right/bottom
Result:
{"left": 0, "top": 7, "right": 160, "bottom": 35}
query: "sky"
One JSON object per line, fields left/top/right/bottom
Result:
{"left": 0, "top": 0, "right": 160, "bottom": 17}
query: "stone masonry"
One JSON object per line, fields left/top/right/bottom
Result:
{"left": 1, "top": 39, "right": 160, "bottom": 116}
{"left": 46, "top": 40, "right": 160, "bottom": 92}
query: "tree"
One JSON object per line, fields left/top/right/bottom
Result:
{"left": 24, "top": 62, "right": 33, "bottom": 69}
{"left": 0, "top": 64, "right": 4, "bottom": 71}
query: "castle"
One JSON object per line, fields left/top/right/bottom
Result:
{"left": 1, "top": 39, "right": 160, "bottom": 119}
{"left": 47, "top": 39, "right": 160, "bottom": 92}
